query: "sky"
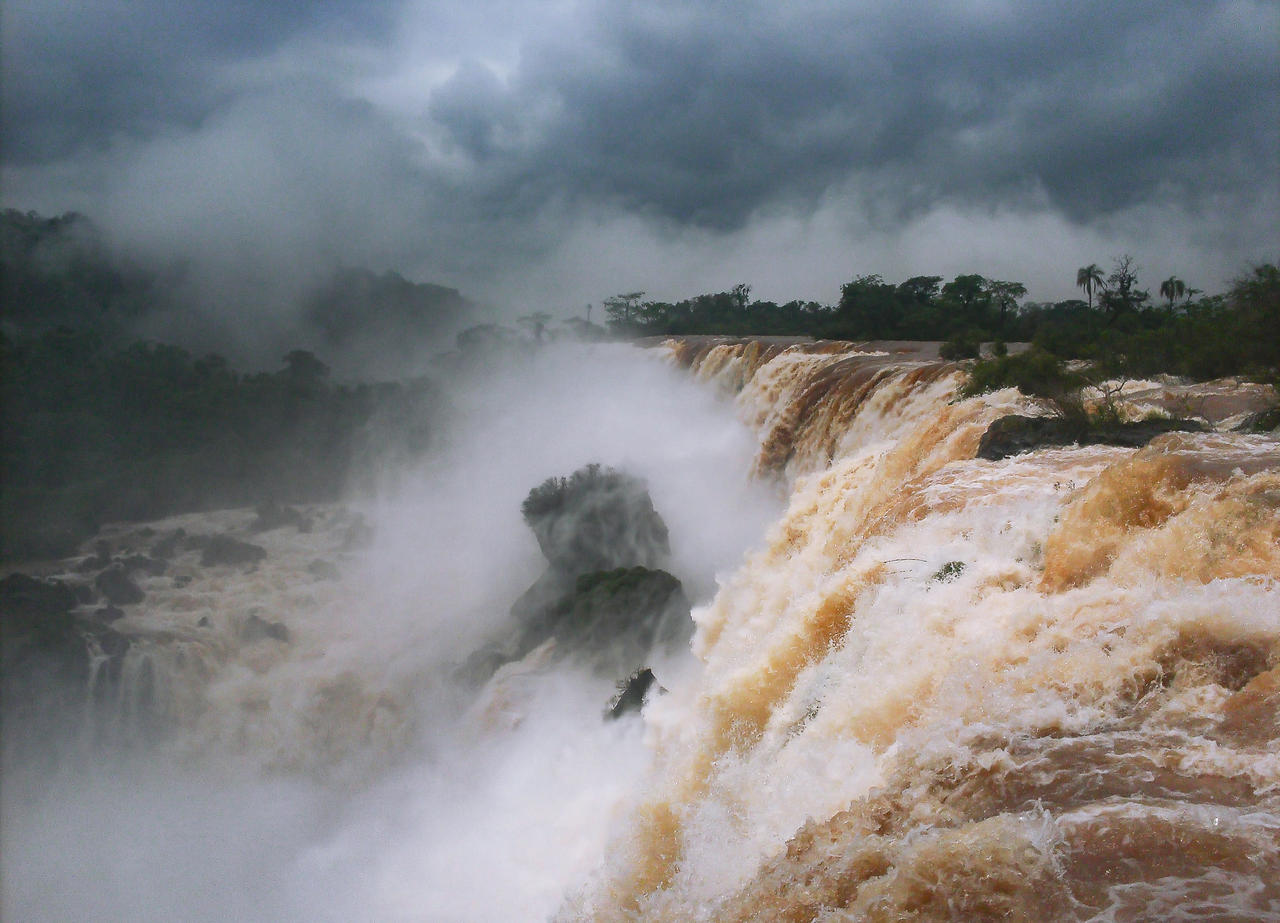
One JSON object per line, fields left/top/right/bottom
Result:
{"left": 3, "top": 0, "right": 1278, "bottom": 319}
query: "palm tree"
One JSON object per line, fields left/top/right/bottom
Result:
{"left": 1077, "top": 264, "right": 1105, "bottom": 310}
{"left": 1159, "top": 276, "right": 1187, "bottom": 306}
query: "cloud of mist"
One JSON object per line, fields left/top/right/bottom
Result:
{"left": 1, "top": 341, "right": 780, "bottom": 921}
{"left": 3, "top": 0, "right": 1276, "bottom": 333}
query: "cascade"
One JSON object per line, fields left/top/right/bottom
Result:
{"left": 3, "top": 339, "right": 1276, "bottom": 921}
{"left": 571, "top": 339, "right": 1280, "bottom": 921}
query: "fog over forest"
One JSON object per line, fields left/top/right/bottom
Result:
{"left": 3, "top": 0, "right": 1277, "bottom": 334}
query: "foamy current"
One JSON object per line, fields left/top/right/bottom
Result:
{"left": 3, "top": 339, "right": 1277, "bottom": 921}
{"left": 566, "top": 339, "right": 1280, "bottom": 921}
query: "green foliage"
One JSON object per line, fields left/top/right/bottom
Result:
{"left": 961, "top": 347, "right": 1089, "bottom": 421}
{"left": 0, "top": 209, "right": 159, "bottom": 336}
{"left": 939, "top": 330, "right": 982, "bottom": 360}
{"left": 1, "top": 330, "right": 440, "bottom": 559}
{"left": 930, "top": 561, "right": 965, "bottom": 583}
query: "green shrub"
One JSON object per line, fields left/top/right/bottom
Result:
{"left": 939, "top": 330, "right": 982, "bottom": 360}
{"left": 961, "top": 348, "right": 1088, "bottom": 421}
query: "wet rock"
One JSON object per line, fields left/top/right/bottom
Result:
{"left": 251, "top": 500, "right": 312, "bottom": 533}
{"left": 120, "top": 554, "right": 166, "bottom": 577}
{"left": 94, "top": 564, "right": 145, "bottom": 606}
{"left": 307, "top": 559, "right": 339, "bottom": 580}
{"left": 94, "top": 605, "right": 125, "bottom": 623}
{"left": 977, "top": 415, "right": 1206, "bottom": 461}
{"left": 76, "top": 539, "right": 113, "bottom": 572}
{"left": 172, "top": 575, "right": 193, "bottom": 588}
{"left": 71, "top": 582, "right": 97, "bottom": 605}
{"left": 454, "top": 644, "right": 513, "bottom": 687}
{"left": 0, "top": 572, "right": 78, "bottom": 623}
{"left": 520, "top": 464, "right": 670, "bottom": 575}
{"left": 197, "top": 615, "right": 211, "bottom": 628}
{"left": 516, "top": 567, "right": 692, "bottom": 677}
{"left": 241, "top": 613, "right": 289, "bottom": 643}
{"left": 191, "top": 534, "right": 267, "bottom": 567}
{"left": 340, "top": 518, "right": 374, "bottom": 550}
{"left": 1, "top": 573, "right": 129, "bottom": 725}
{"left": 606, "top": 667, "right": 660, "bottom": 720}
{"left": 497, "top": 465, "right": 690, "bottom": 677}
{"left": 1235, "top": 405, "right": 1280, "bottom": 433}
{"left": 150, "top": 529, "right": 186, "bottom": 560}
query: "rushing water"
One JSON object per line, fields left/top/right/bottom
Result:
{"left": 3, "top": 340, "right": 1277, "bottom": 921}
{"left": 570, "top": 340, "right": 1280, "bottom": 921}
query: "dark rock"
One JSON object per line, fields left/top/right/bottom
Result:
{"left": 150, "top": 529, "right": 186, "bottom": 560}
{"left": 94, "top": 605, "right": 125, "bottom": 623}
{"left": 1, "top": 573, "right": 128, "bottom": 725}
{"left": 1236, "top": 406, "right": 1280, "bottom": 433}
{"left": 76, "top": 539, "right": 113, "bottom": 572}
{"left": 192, "top": 534, "right": 267, "bottom": 567}
{"left": 515, "top": 567, "right": 692, "bottom": 676}
{"left": 493, "top": 465, "right": 690, "bottom": 677}
{"left": 72, "top": 582, "right": 97, "bottom": 605}
{"left": 521, "top": 464, "right": 670, "bottom": 575}
{"left": 307, "top": 559, "right": 340, "bottom": 580}
{"left": 172, "top": 575, "right": 193, "bottom": 588}
{"left": 606, "top": 667, "right": 660, "bottom": 720}
{"left": 251, "top": 501, "right": 312, "bottom": 533}
{"left": 0, "top": 573, "right": 79, "bottom": 623}
{"left": 197, "top": 616, "right": 211, "bottom": 628}
{"left": 341, "top": 519, "right": 374, "bottom": 550}
{"left": 454, "top": 644, "right": 513, "bottom": 687}
{"left": 94, "top": 564, "right": 145, "bottom": 606}
{"left": 976, "top": 415, "right": 1206, "bottom": 461}
{"left": 241, "top": 613, "right": 289, "bottom": 643}
{"left": 121, "top": 554, "right": 166, "bottom": 577}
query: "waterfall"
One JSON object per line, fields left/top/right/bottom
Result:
{"left": 570, "top": 340, "right": 1280, "bottom": 921}
{"left": 3, "top": 340, "right": 1276, "bottom": 921}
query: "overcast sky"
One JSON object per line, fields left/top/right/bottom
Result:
{"left": 4, "top": 0, "right": 1277, "bottom": 318}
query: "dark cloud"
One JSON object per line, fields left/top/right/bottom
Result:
{"left": 442, "top": 0, "right": 1278, "bottom": 227}
{"left": 2, "top": 0, "right": 1276, "bottom": 316}
{"left": 1, "top": 0, "right": 395, "bottom": 162}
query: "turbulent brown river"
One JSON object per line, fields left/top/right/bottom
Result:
{"left": 4, "top": 340, "right": 1278, "bottom": 921}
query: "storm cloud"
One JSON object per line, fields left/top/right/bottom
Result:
{"left": 3, "top": 0, "right": 1277, "bottom": 317}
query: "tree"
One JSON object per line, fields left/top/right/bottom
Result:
{"left": 837, "top": 274, "right": 899, "bottom": 337}
{"left": 941, "top": 274, "right": 991, "bottom": 327}
{"left": 282, "top": 349, "right": 329, "bottom": 385}
{"left": 896, "top": 275, "right": 942, "bottom": 304}
{"left": 1100, "top": 255, "right": 1148, "bottom": 324}
{"left": 988, "top": 280, "right": 1027, "bottom": 333}
{"left": 1076, "top": 264, "right": 1105, "bottom": 311}
{"left": 1159, "top": 276, "right": 1187, "bottom": 307}
{"left": 603, "top": 292, "right": 646, "bottom": 330}
{"left": 731, "top": 283, "right": 751, "bottom": 312}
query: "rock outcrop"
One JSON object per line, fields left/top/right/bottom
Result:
{"left": 977, "top": 414, "right": 1206, "bottom": 461}
{"left": 473, "top": 465, "right": 693, "bottom": 697}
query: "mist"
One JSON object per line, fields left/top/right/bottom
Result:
{"left": 4, "top": 1, "right": 1276, "bottom": 328}
{"left": 1, "top": 341, "right": 780, "bottom": 922}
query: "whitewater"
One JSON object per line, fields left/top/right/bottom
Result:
{"left": 3, "top": 339, "right": 1277, "bottom": 921}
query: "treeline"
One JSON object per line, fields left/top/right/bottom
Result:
{"left": 1, "top": 329, "right": 441, "bottom": 559}
{"left": 600, "top": 257, "right": 1280, "bottom": 381}
{"left": 1, "top": 209, "right": 473, "bottom": 378}
{"left": 1, "top": 209, "right": 159, "bottom": 336}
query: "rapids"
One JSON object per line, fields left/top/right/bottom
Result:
{"left": 567, "top": 339, "right": 1280, "bottom": 921}
{"left": 3, "top": 339, "right": 1277, "bottom": 921}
